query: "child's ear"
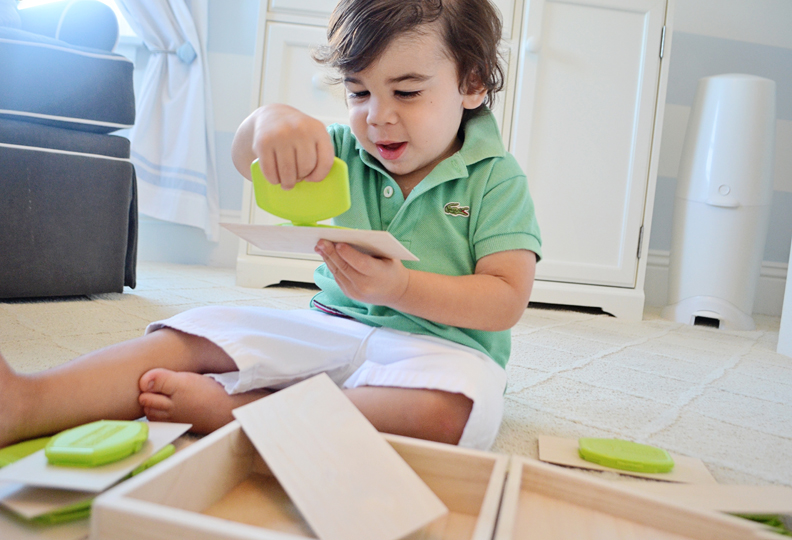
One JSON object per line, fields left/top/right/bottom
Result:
{"left": 461, "top": 77, "right": 488, "bottom": 110}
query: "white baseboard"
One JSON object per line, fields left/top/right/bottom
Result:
{"left": 137, "top": 210, "right": 243, "bottom": 268}
{"left": 644, "top": 249, "right": 788, "bottom": 317}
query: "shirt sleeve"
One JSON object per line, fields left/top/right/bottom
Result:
{"left": 472, "top": 167, "right": 542, "bottom": 262}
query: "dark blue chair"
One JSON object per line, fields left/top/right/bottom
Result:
{"left": 0, "top": 0, "right": 138, "bottom": 298}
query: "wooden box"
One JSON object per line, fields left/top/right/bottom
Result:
{"left": 493, "top": 456, "right": 777, "bottom": 540}
{"left": 91, "top": 421, "right": 508, "bottom": 540}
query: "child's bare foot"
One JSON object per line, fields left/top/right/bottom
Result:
{"left": 138, "top": 369, "right": 270, "bottom": 434}
{"left": 0, "top": 352, "right": 35, "bottom": 447}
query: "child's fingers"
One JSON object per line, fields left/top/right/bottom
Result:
{"left": 317, "top": 242, "right": 358, "bottom": 284}
{"left": 272, "top": 139, "right": 328, "bottom": 189}
{"left": 273, "top": 146, "right": 299, "bottom": 190}
{"left": 334, "top": 243, "right": 376, "bottom": 273}
{"left": 303, "top": 137, "right": 336, "bottom": 183}
{"left": 257, "top": 151, "right": 280, "bottom": 186}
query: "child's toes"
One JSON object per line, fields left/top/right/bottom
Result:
{"left": 139, "top": 368, "right": 178, "bottom": 395}
{"left": 142, "top": 406, "right": 171, "bottom": 422}
{"left": 139, "top": 392, "right": 173, "bottom": 421}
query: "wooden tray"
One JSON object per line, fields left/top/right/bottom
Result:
{"left": 493, "top": 456, "right": 777, "bottom": 540}
{"left": 91, "top": 421, "right": 508, "bottom": 540}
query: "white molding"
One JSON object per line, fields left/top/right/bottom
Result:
{"left": 644, "top": 249, "right": 788, "bottom": 316}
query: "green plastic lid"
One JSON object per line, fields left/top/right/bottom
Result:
{"left": 0, "top": 436, "right": 51, "bottom": 468}
{"left": 0, "top": 441, "right": 176, "bottom": 526}
{"left": 251, "top": 157, "right": 351, "bottom": 227}
{"left": 45, "top": 420, "right": 149, "bottom": 468}
{"left": 578, "top": 438, "right": 674, "bottom": 473}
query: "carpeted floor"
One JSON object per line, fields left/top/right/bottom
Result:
{"left": 1, "top": 262, "right": 790, "bottom": 488}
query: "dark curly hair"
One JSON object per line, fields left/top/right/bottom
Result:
{"left": 313, "top": 0, "right": 504, "bottom": 120}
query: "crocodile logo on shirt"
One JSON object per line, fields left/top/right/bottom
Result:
{"left": 444, "top": 202, "right": 470, "bottom": 217}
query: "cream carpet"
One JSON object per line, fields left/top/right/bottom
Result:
{"left": 1, "top": 262, "right": 790, "bottom": 489}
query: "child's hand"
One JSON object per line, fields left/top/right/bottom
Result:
{"left": 232, "top": 104, "right": 335, "bottom": 190}
{"left": 315, "top": 240, "right": 410, "bottom": 307}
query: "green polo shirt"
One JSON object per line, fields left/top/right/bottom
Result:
{"left": 311, "top": 109, "right": 542, "bottom": 368}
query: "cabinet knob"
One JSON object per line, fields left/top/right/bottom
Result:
{"left": 312, "top": 73, "right": 329, "bottom": 92}
{"left": 523, "top": 37, "right": 542, "bottom": 54}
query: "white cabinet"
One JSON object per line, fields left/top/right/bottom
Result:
{"left": 511, "top": 0, "right": 673, "bottom": 318}
{"left": 236, "top": 0, "right": 674, "bottom": 320}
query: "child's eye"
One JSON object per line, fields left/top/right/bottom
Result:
{"left": 347, "top": 90, "right": 369, "bottom": 100}
{"left": 395, "top": 90, "right": 422, "bottom": 99}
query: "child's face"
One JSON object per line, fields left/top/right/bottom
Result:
{"left": 343, "top": 29, "right": 485, "bottom": 185}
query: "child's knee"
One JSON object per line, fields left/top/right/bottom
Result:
{"left": 423, "top": 391, "right": 473, "bottom": 445}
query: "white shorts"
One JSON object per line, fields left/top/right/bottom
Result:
{"left": 146, "top": 307, "right": 506, "bottom": 450}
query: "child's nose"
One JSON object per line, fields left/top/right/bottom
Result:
{"left": 366, "top": 97, "right": 396, "bottom": 125}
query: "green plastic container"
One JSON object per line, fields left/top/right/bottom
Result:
{"left": 251, "top": 157, "right": 351, "bottom": 227}
{"left": 45, "top": 420, "right": 149, "bottom": 468}
{"left": 0, "top": 436, "right": 51, "bottom": 468}
{"left": 578, "top": 438, "right": 674, "bottom": 473}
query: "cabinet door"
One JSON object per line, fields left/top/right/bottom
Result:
{"left": 252, "top": 22, "right": 349, "bottom": 258}
{"left": 259, "top": 22, "right": 349, "bottom": 127}
{"left": 511, "top": 0, "right": 666, "bottom": 287}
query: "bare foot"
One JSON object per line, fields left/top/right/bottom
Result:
{"left": 138, "top": 369, "right": 270, "bottom": 434}
{"left": 0, "top": 352, "right": 36, "bottom": 447}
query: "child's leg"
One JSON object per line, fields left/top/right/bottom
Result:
{"left": 345, "top": 387, "right": 473, "bottom": 445}
{"left": 138, "top": 368, "right": 472, "bottom": 446}
{"left": 0, "top": 329, "right": 237, "bottom": 447}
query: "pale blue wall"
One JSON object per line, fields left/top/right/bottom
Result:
{"left": 650, "top": 22, "right": 792, "bottom": 264}
{"left": 207, "top": 0, "right": 259, "bottom": 213}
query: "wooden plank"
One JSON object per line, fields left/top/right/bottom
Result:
{"left": 502, "top": 458, "right": 773, "bottom": 540}
{"left": 515, "top": 490, "right": 693, "bottom": 540}
{"left": 538, "top": 435, "right": 717, "bottom": 483}
{"left": 619, "top": 483, "right": 792, "bottom": 514}
{"left": 232, "top": 374, "right": 448, "bottom": 540}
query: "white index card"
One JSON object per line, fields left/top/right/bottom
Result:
{"left": 221, "top": 222, "right": 419, "bottom": 261}
{"left": 0, "top": 423, "right": 190, "bottom": 493}
{"left": 232, "top": 373, "right": 448, "bottom": 540}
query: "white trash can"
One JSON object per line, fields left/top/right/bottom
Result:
{"left": 663, "top": 74, "right": 776, "bottom": 331}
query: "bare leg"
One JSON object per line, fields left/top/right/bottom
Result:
{"left": 345, "top": 387, "right": 473, "bottom": 445}
{"left": 0, "top": 329, "right": 236, "bottom": 447}
{"left": 138, "top": 369, "right": 473, "bottom": 446}
{"left": 138, "top": 369, "right": 270, "bottom": 434}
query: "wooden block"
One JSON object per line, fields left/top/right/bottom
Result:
{"left": 619, "top": 482, "right": 792, "bottom": 514}
{"left": 538, "top": 435, "right": 718, "bottom": 483}
{"left": 231, "top": 373, "right": 447, "bottom": 540}
{"left": 494, "top": 456, "right": 777, "bottom": 540}
{"left": 92, "top": 422, "right": 506, "bottom": 540}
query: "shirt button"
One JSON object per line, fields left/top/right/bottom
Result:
{"left": 383, "top": 186, "right": 394, "bottom": 198}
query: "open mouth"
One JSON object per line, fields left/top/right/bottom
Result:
{"left": 376, "top": 141, "right": 407, "bottom": 160}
